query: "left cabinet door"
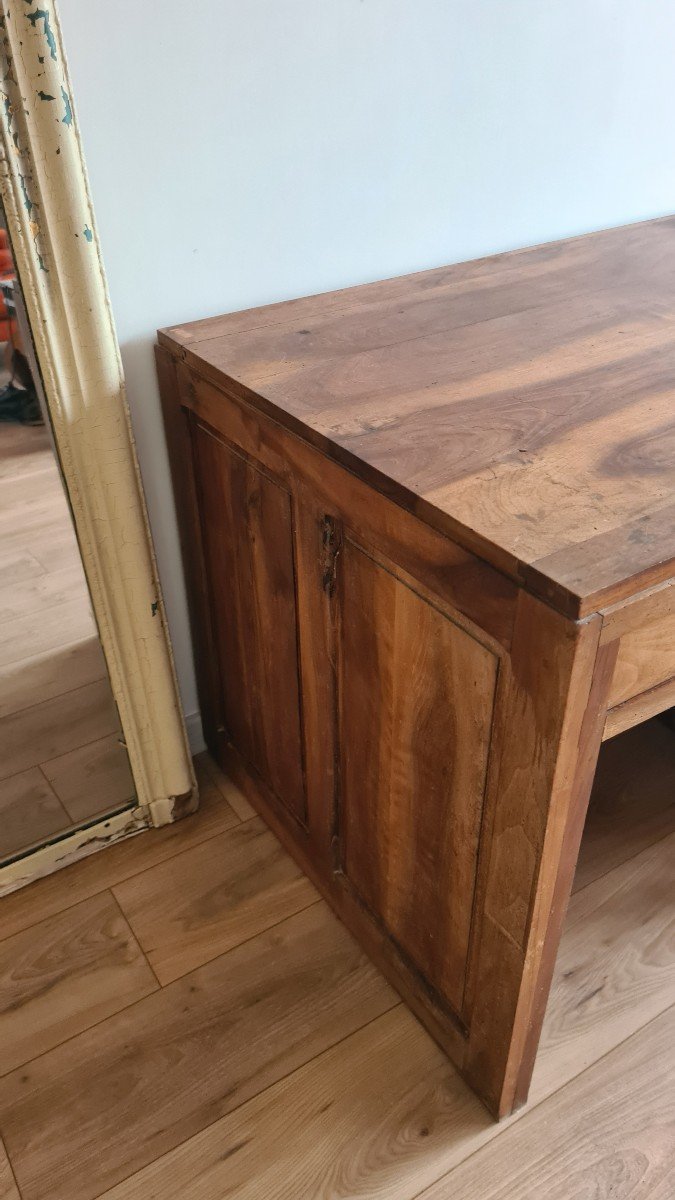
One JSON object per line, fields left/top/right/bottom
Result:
{"left": 190, "top": 420, "right": 306, "bottom": 824}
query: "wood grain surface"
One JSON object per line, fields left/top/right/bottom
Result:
{"left": 339, "top": 538, "right": 498, "bottom": 1014}
{"left": 532, "top": 830, "right": 675, "bottom": 1101}
{"left": 113, "top": 816, "right": 318, "bottom": 983}
{"left": 608, "top": 608, "right": 675, "bottom": 706}
{"left": 0, "top": 1141, "right": 18, "bottom": 1200}
{"left": 41, "top": 734, "right": 135, "bottom": 823}
{"left": 191, "top": 421, "right": 307, "bottom": 821}
{"left": 573, "top": 718, "right": 675, "bottom": 890}
{"left": 0, "top": 728, "right": 672, "bottom": 1199}
{"left": 0, "top": 893, "right": 157, "bottom": 1075}
{"left": 0, "top": 904, "right": 395, "bottom": 1200}
{"left": 160, "top": 216, "right": 675, "bottom": 615}
{"left": 0, "top": 756, "right": 240, "bottom": 942}
{"left": 419, "top": 1006, "right": 675, "bottom": 1200}
{"left": 0, "top": 768, "right": 70, "bottom": 861}
{"left": 93, "top": 1006, "right": 490, "bottom": 1200}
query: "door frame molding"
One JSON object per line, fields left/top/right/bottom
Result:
{"left": 0, "top": 0, "right": 196, "bottom": 885}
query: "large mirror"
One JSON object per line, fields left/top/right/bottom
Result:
{"left": 0, "top": 201, "right": 136, "bottom": 865}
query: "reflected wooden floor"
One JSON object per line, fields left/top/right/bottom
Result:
{"left": 0, "top": 422, "right": 134, "bottom": 863}
{"left": 0, "top": 720, "right": 672, "bottom": 1199}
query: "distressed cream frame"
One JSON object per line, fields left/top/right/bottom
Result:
{"left": 0, "top": 0, "right": 197, "bottom": 890}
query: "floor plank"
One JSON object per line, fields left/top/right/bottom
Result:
{"left": 0, "top": 903, "right": 396, "bottom": 1200}
{"left": 0, "top": 716, "right": 672, "bottom": 1199}
{"left": 0, "top": 563, "right": 88, "bottom": 625}
{"left": 0, "top": 421, "right": 134, "bottom": 853}
{"left": 0, "top": 637, "right": 107, "bottom": 720}
{"left": 574, "top": 718, "right": 675, "bottom": 892}
{"left": 0, "top": 596, "right": 96, "bottom": 670}
{"left": 84, "top": 802, "right": 675, "bottom": 1199}
{"left": 0, "top": 678, "right": 120, "bottom": 781}
{"left": 0, "top": 761, "right": 242, "bottom": 942}
{"left": 0, "top": 892, "right": 157, "bottom": 1076}
{"left": 0, "top": 463, "right": 64, "bottom": 516}
{"left": 0, "top": 547, "right": 44, "bottom": 588}
{"left": 0, "top": 1138, "right": 19, "bottom": 1200}
{"left": 95, "top": 1005, "right": 494, "bottom": 1200}
{"left": 0, "top": 424, "right": 50, "bottom": 484}
{"left": 0, "top": 768, "right": 70, "bottom": 863}
{"left": 532, "top": 829, "right": 675, "bottom": 1101}
{"left": 113, "top": 816, "right": 318, "bottom": 983}
{"left": 4, "top": 773, "right": 671, "bottom": 1200}
{"left": 41, "top": 733, "right": 135, "bottom": 823}
{"left": 202, "top": 753, "right": 256, "bottom": 821}
{"left": 419, "top": 1007, "right": 675, "bottom": 1200}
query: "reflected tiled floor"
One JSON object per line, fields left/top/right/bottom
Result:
{"left": 0, "top": 422, "right": 134, "bottom": 863}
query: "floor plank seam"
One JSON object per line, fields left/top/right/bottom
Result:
{"left": 108, "top": 889, "right": 164, "bottom": 992}
{"left": 86, "top": 998, "right": 406, "bottom": 1200}
{"left": 111, "top": 891, "right": 326, "bottom": 987}
{"left": 0, "top": 714, "right": 122, "bottom": 786}
{"left": 0, "top": 673, "right": 109, "bottom": 733}
{"left": 406, "top": 997, "right": 675, "bottom": 1200}
{"left": 0, "top": 815, "right": 250, "bottom": 946}
{"left": 569, "top": 824, "right": 675, "bottom": 914}
{"left": 2, "top": 1144, "right": 22, "bottom": 1200}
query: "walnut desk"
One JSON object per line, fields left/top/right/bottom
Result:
{"left": 156, "top": 216, "right": 675, "bottom": 1118}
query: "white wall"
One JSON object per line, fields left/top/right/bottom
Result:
{"left": 58, "top": 0, "right": 675, "bottom": 746}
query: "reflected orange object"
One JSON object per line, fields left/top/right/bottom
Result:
{"left": 0, "top": 228, "right": 20, "bottom": 345}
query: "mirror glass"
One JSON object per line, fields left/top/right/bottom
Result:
{"left": 0, "top": 200, "right": 136, "bottom": 866}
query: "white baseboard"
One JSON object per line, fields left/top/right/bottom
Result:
{"left": 184, "top": 709, "right": 206, "bottom": 755}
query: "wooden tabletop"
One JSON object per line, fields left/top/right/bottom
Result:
{"left": 159, "top": 216, "right": 675, "bottom": 618}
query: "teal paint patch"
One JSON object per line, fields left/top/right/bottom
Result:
{"left": 18, "top": 174, "right": 32, "bottom": 216}
{"left": 37, "top": 252, "right": 48, "bottom": 272}
{"left": 151, "top": 601, "right": 159, "bottom": 617}
{"left": 83, "top": 225, "right": 93, "bottom": 242}
{"left": 37, "top": 89, "right": 55, "bottom": 101}
{"left": 26, "top": 8, "right": 57, "bottom": 61}
{"left": 60, "top": 85, "right": 72, "bottom": 126}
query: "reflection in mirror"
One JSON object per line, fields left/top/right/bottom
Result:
{"left": 0, "top": 201, "right": 135, "bottom": 865}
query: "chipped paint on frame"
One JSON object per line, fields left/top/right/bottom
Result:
{"left": 0, "top": 0, "right": 197, "bottom": 893}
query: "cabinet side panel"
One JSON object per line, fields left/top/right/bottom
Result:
{"left": 191, "top": 421, "right": 306, "bottom": 822}
{"left": 338, "top": 539, "right": 498, "bottom": 1014}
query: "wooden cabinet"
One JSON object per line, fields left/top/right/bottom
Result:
{"left": 156, "top": 216, "right": 675, "bottom": 1118}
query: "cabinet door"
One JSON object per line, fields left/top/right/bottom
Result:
{"left": 336, "top": 537, "right": 499, "bottom": 1016}
{"left": 191, "top": 421, "right": 306, "bottom": 823}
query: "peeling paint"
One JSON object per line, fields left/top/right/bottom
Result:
{"left": 25, "top": 7, "right": 57, "bottom": 61}
{"left": 60, "top": 83, "right": 71, "bottom": 125}
{"left": 2, "top": 92, "right": 12, "bottom": 132}
{"left": 18, "top": 171, "right": 32, "bottom": 214}
{"left": 83, "top": 223, "right": 92, "bottom": 242}
{"left": 170, "top": 788, "right": 199, "bottom": 822}
{"left": 151, "top": 600, "right": 159, "bottom": 616}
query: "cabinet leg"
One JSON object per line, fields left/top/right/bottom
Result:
{"left": 463, "top": 593, "right": 617, "bottom": 1116}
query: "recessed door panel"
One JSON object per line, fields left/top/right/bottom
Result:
{"left": 192, "top": 422, "right": 306, "bottom": 822}
{"left": 338, "top": 539, "right": 498, "bottom": 1014}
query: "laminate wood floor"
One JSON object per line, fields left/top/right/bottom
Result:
{"left": 0, "top": 423, "right": 134, "bottom": 863}
{"left": 0, "top": 722, "right": 672, "bottom": 1199}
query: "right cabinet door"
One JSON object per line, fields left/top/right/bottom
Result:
{"left": 335, "top": 534, "right": 499, "bottom": 1018}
